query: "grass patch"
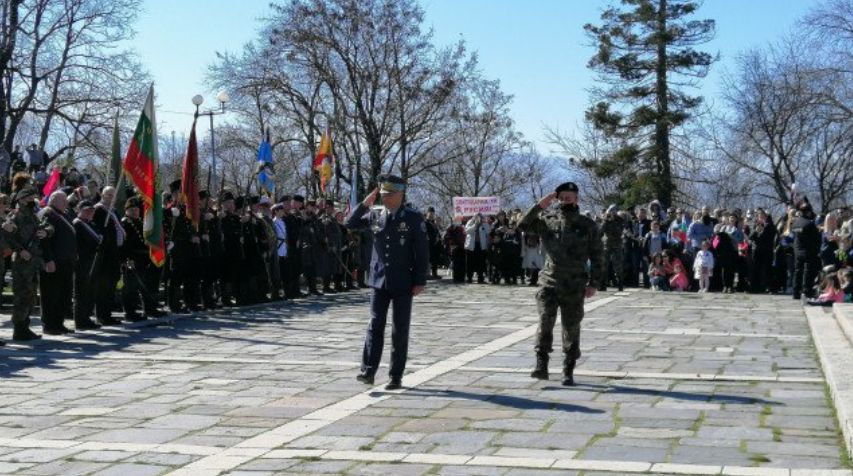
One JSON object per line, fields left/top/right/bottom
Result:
{"left": 540, "top": 419, "right": 555, "bottom": 433}
{"left": 772, "top": 427, "right": 782, "bottom": 442}
{"left": 358, "top": 443, "right": 374, "bottom": 451}
{"left": 759, "top": 404, "right": 772, "bottom": 427}
{"left": 298, "top": 456, "right": 322, "bottom": 462}
{"left": 749, "top": 454, "right": 772, "bottom": 465}
{"left": 771, "top": 362, "right": 779, "bottom": 372}
{"left": 690, "top": 411, "right": 706, "bottom": 432}
{"left": 738, "top": 440, "right": 748, "bottom": 454}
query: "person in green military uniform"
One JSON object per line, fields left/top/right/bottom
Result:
{"left": 518, "top": 181, "right": 603, "bottom": 386}
{"left": 2, "top": 186, "right": 53, "bottom": 341}
{"left": 599, "top": 204, "right": 625, "bottom": 291}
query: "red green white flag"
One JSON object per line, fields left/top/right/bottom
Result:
{"left": 123, "top": 85, "right": 165, "bottom": 267}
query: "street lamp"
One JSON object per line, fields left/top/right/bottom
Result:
{"left": 192, "top": 91, "right": 229, "bottom": 193}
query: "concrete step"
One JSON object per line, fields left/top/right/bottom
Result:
{"left": 806, "top": 304, "right": 853, "bottom": 455}
{"left": 834, "top": 303, "right": 853, "bottom": 345}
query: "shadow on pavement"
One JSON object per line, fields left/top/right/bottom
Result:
{"left": 543, "top": 382, "right": 781, "bottom": 406}
{"left": 371, "top": 387, "right": 606, "bottom": 413}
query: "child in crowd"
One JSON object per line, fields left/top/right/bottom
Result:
{"left": 670, "top": 263, "right": 689, "bottom": 291}
{"left": 693, "top": 239, "right": 715, "bottom": 293}
{"left": 648, "top": 253, "right": 669, "bottom": 291}
{"left": 806, "top": 274, "right": 844, "bottom": 306}
{"left": 840, "top": 269, "right": 852, "bottom": 303}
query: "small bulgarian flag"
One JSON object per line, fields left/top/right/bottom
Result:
{"left": 313, "top": 129, "right": 334, "bottom": 194}
{"left": 123, "top": 85, "right": 165, "bottom": 267}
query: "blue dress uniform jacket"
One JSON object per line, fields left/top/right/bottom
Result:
{"left": 345, "top": 202, "right": 429, "bottom": 382}
{"left": 346, "top": 204, "right": 429, "bottom": 292}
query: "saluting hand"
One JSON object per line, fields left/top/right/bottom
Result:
{"left": 363, "top": 187, "right": 380, "bottom": 207}
{"left": 538, "top": 192, "right": 557, "bottom": 210}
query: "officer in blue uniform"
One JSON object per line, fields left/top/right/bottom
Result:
{"left": 346, "top": 174, "right": 429, "bottom": 390}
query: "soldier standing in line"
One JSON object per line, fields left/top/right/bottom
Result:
{"left": 599, "top": 204, "right": 625, "bottom": 291}
{"left": 2, "top": 186, "right": 52, "bottom": 341}
{"left": 284, "top": 195, "right": 306, "bottom": 298}
{"left": 166, "top": 182, "right": 202, "bottom": 313}
{"left": 301, "top": 200, "right": 324, "bottom": 296}
{"left": 518, "top": 182, "right": 603, "bottom": 386}
{"left": 258, "top": 196, "right": 282, "bottom": 300}
{"left": 92, "top": 186, "right": 124, "bottom": 326}
{"left": 319, "top": 199, "right": 341, "bottom": 293}
{"left": 199, "top": 191, "right": 220, "bottom": 309}
{"left": 219, "top": 191, "right": 245, "bottom": 306}
{"left": 72, "top": 200, "right": 102, "bottom": 330}
{"left": 346, "top": 174, "right": 429, "bottom": 390}
{"left": 120, "top": 196, "right": 167, "bottom": 321}
{"left": 38, "top": 190, "right": 75, "bottom": 334}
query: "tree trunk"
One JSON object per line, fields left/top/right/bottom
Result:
{"left": 655, "top": 0, "right": 673, "bottom": 208}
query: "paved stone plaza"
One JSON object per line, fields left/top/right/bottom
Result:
{"left": 0, "top": 282, "right": 849, "bottom": 476}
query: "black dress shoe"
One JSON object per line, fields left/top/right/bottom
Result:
{"left": 356, "top": 373, "right": 374, "bottom": 385}
{"left": 97, "top": 317, "right": 122, "bottom": 326}
{"left": 13, "top": 327, "right": 41, "bottom": 341}
{"left": 42, "top": 328, "right": 66, "bottom": 336}
{"left": 147, "top": 309, "right": 168, "bottom": 317}
{"left": 384, "top": 379, "right": 402, "bottom": 390}
{"left": 75, "top": 320, "right": 101, "bottom": 331}
{"left": 126, "top": 314, "right": 147, "bottom": 323}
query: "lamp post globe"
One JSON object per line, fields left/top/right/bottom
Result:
{"left": 191, "top": 95, "right": 204, "bottom": 107}
{"left": 216, "top": 91, "right": 229, "bottom": 104}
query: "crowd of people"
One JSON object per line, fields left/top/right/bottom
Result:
{"left": 437, "top": 199, "right": 853, "bottom": 305}
{"left": 0, "top": 170, "right": 400, "bottom": 343}
{"left": 1, "top": 167, "right": 852, "bottom": 345}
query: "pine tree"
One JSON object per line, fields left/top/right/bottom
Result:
{"left": 583, "top": 0, "right": 715, "bottom": 208}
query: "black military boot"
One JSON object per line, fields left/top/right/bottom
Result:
{"left": 13, "top": 325, "right": 41, "bottom": 341}
{"left": 562, "top": 359, "right": 576, "bottom": 386}
{"left": 530, "top": 353, "right": 549, "bottom": 380}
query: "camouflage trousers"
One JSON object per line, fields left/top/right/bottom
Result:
{"left": 534, "top": 285, "right": 584, "bottom": 360}
{"left": 603, "top": 246, "right": 623, "bottom": 286}
{"left": 11, "top": 259, "right": 39, "bottom": 327}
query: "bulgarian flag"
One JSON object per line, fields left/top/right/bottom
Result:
{"left": 313, "top": 129, "right": 334, "bottom": 193}
{"left": 123, "top": 85, "right": 165, "bottom": 267}
{"left": 181, "top": 118, "right": 200, "bottom": 230}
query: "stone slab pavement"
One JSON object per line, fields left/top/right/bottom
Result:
{"left": 0, "top": 281, "right": 850, "bottom": 476}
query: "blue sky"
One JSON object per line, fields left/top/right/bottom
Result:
{"left": 134, "top": 0, "right": 819, "bottom": 152}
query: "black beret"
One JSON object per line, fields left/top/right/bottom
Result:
{"left": 248, "top": 195, "right": 260, "bottom": 205}
{"left": 555, "top": 182, "right": 579, "bottom": 194}
{"left": 427, "top": 207, "right": 435, "bottom": 213}
{"left": 278, "top": 194, "right": 291, "bottom": 203}
{"left": 292, "top": 194, "right": 305, "bottom": 203}
{"left": 199, "top": 190, "right": 210, "bottom": 199}
{"left": 234, "top": 196, "right": 245, "bottom": 208}
{"left": 168, "top": 179, "right": 182, "bottom": 193}
{"left": 125, "top": 196, "right": 142, "bottom": 209}
{"left": 219, "top": 191, "right": 235, "bottom": 202}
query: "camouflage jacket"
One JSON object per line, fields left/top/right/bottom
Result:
{"left": 2, "top": 205, "right": 54, "bottom": 267}
{"left": 518, "top": 204, "right": 603, "bottom": 289}
{"left": 600, "top": 215, "right": 626, "bottom": 248}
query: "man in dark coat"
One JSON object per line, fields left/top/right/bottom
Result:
{"left": 92, "top": 186, "right": 124, "bottom": 326}
{"left": 38, "top": 190, "right": 76, "bottom": 334}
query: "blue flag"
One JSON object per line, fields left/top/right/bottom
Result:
{"left": 257, "top": 133, "right": 274, "bottom": 195}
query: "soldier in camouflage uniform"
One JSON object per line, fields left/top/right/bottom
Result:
{"left": 518, "top": 181, "right": 602, "bottom": 386}
{"left": 599, "top": 204, "right": 625, "bottom": 291}
{"left": 2, "top": 186, "right": 53, "bottom": 341}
